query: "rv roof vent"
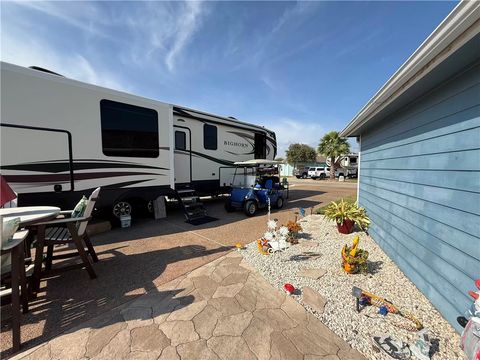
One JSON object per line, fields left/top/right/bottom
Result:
{"left": 29, "top": 66, "right": 64, "bottom": 77}
{"left": 228, "top": 116, "right": 237, "bottom": 120}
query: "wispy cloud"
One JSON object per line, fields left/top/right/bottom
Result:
{"left": 234, "top": 2, "right": 322, "bottom": 71}
{"left": 123, "top": 1, "right": 208, "bottom": 73}
{"left": 165, "top": 2, "right": 205, "bottom": 72}
{"left": 10, "top": 1, "right": 116, "bottom": 41}
{"left": 266, "top": 118, "right": 325, "bottom": 157}
{"left": 1, "top": 26, "right": 129, "bottom": 92}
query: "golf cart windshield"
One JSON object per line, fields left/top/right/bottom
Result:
{"left": 231, "top": 159, "right": 280, "bottom": 188}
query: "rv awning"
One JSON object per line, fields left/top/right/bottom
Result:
{"left": 234, "top": 159, "right": 281, "bottom": 166}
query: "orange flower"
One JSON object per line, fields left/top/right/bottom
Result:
{"left": 286, "top": 220, "right": 302, "bottom": 233}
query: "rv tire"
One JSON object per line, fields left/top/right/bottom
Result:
{"left": 112, "top": 200, "right": 132, "bottom": 218}
{"left": 147, "top": 200, "right": 154, "bottom": 213}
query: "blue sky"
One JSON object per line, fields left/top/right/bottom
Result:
{"left": 1, "top": 1, "right": 457, "bottom": 156}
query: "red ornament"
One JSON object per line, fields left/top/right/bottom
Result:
{"left": 284, "top": 283, "right": 295, "bottom": 295}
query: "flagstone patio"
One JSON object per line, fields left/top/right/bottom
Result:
{"left": 12, "top": 251, "right": 365, "bottom": 360}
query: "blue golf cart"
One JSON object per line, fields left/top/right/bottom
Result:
{"left": 224, "top": 159, "right": 287, "bottom": 216}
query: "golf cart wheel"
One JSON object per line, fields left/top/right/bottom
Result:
{"left": 244, "top": 200, "right": 257, "bottom": 217}
{"left": 225, "top": 199, "right": 235, "bottom": 212}
{"left": 276, "top": 197, "right": 284, "bottom": 209}
{"left": 112, "top": 201, "right": 132, "bottom": 218}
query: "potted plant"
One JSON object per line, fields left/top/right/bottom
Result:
{"left": 323, "top": 199, "right": 370, "bottom": 234}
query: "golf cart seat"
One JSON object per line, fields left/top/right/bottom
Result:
{"left": 255, "top": 189, "right": 269, "bottom": 203}
{"left": 264, "top": 179, "right": 273, "bottom": 190}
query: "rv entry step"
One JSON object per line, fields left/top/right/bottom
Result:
{"left": 175, "top": 189, "right": 208, "bottom": 222}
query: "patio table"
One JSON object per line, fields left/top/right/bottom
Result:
{"left": 0, "top": 206, "right": 61, "bottom": 294}
{"left": 0, "top": 206, "right": 61, "bottom": 227}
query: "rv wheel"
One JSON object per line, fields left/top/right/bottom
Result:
{"left": 113, "top": 201, "right": 132, "bottom": 218}
{"left": 244, "top": 200, "right": 257, "bottom": 217}
{"left": 147, "top": 200, "right": 154, "bottom": 213}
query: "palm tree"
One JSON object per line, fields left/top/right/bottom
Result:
{"left": 318, "top": 131, "right": 350, "bottom": 180}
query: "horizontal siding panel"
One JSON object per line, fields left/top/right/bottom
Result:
{"left": 362, "top": 123, "right": 480, "bottom": 161}
{"left": 364, "top": 62, "right": 479, "bottom": 144}
{"left": 359, "top": 187, "right": 480, "bottom": 261}
{"left": 363, "top": 112, "right": 480, "bottom": 157}
{"left": 363, "top": 201, "right": 474, "bottom": 306}
{"left": 359, "top": 62, "right": 480, "bottom": 333}
{"left": 368, "top": 226, "right": 470, "bottom": 333}
{"left": 359, "top": 182, "right": 479, "bottom": 238}
{"left": 362, "top": 69, "right": 480, "bottom": 148}
{"left": 362, "top": 148, "right": 480, "bottom": 171}
{"left": 360, "top": 194, "right": 479, "bottom": 280}
{"left": 360, "top": 176, "right": 480, "bottom": 215}
{"left": 361, "top": 169, "right": 480, "bottom": 193}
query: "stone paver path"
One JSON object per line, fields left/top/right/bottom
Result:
{"left": 12, "top": 252, "right": 365, "bottom": 360}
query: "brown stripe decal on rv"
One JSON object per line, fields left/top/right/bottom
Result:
{"left": 4, "top": 172, "right": 163, "bottom": 183}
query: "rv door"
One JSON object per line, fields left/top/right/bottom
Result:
{"left": 173, "top": 127, "right": 191, "bottom": 185}
{"left": 0, "top": 124, "right": 73, "bottom": 193}
{"left": 254, "top": 133, "right": 266, "bottom": 159}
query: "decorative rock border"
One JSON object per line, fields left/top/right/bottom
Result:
{"left": 241, "top": 215, "right": 464, "bottom": 360}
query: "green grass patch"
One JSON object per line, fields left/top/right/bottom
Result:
{"left": 315, "top": 195, "right": 357, "bottom": 215}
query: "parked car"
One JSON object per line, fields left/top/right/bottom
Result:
{"left": 294, "top": 166, "right": 310, "bottom": 179}
{"left": 321, "top": 167, "right": 353, "bottom": 179}
{"left": 308, "top": 167, "right": 328, "bottom": 180}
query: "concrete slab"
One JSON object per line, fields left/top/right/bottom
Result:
{"left": 11, "top": 252, "right": 364, "bottom": 360}
{"left": 1, "top": 181, "right": 356, "bottom": 357}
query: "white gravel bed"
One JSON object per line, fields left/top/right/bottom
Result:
{"left": 242, "top": 215, "right": 464, "bottom": 360}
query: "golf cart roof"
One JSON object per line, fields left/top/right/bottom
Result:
{"left": 233, "top": 159, "right": 281, "bottom": 166}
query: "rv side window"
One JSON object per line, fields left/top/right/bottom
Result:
{"left": 350, "top": 157, "right": 357, "bottom": 164}
{"left": 175, "top": 131, "right": 186, "bottom": 150}
{"left": 204, "top": 124, "right": 217, "bottom": 150}
{"left": 100, "top": 99, "right": 159, "bottom": 158}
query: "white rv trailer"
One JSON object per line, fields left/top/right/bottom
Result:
{"left": 325, "top": 153, "right": 358, "bottom": 178}
{"left": 0, "top": 62, "right": 276, "bottom": 217}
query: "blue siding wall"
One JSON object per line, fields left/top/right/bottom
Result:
{"left": 359, "top": 63, "right": 480, "bottom": 332}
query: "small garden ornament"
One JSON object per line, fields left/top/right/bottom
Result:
{"left": 257, "top": 239, "right": 270, "bottom": 255}
{"left": 264, "top": 219, "right": 289, "bottom": 252}
{"left": 341, "top": 235, "right": 369, "bottom": 273}
{"left": 457, "top": 278, "right": 480, "bottom": 329}
{"left": 286, "top": 220, "right": 302, "bottom": 244}
{"left": 284, "top": 283, "right": 295, "bottom": 295}
{"left": 353, "top": 286, "right": 424, "bottom": 331}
